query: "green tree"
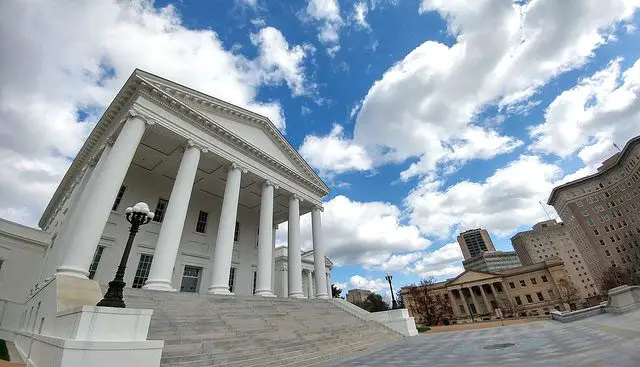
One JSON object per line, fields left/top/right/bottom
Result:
{"left": 331, "top": 284, "right": 342, "bottom": 298}
{"left": 353, "top": 293, "right": 390, "bottom": 312}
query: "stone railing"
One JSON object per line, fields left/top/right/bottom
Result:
{"left": 551, "top": 284, "right": 640, "bottom": 323}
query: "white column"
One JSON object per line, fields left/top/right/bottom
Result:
{"left": 144, "top": 143, "right": 202, "bottom": 291}
{"left": 57, "top": 114, "right": 148, "bottom": 278}
{"left": 281, "top": 264, "right": 288, "bottom": 298}
{"left": 287, "top": 194, "right": 304, "bottom": 298}
{"left": 271, "top": 224, "right": 277, "bottom": 292}
{"left": 208, "top": 163, "right": 243, "bottom": 294}
{"left": 326, "top": 272, "right": 331, "bottom": 298}
{"left": 311, "top": 206, "right": 329, "bottom": 299}
{"left": 255, "top": 181, "right": 276, "bottom": 297}
{"left": 307, "top": 270, "right": 314, "bottom": 299}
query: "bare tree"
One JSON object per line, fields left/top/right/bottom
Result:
{"left": 600, "top": 266, "right": 631, "bottom": 293}
{"left": 497, "top": 297, "right": 516, "bottom": 319}
{"left": 406, "top": 277, "right": 454, "bottom": 326}
{"left": 557, "top": 278, "right": 581, "bottom": 310}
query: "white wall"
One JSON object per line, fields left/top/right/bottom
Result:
{"left": 0, "top": 219, "right": 49, "bottom": 302}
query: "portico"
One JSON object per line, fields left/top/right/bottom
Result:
{"left": 39, "top": 69, "right": 331, "bottom": 299}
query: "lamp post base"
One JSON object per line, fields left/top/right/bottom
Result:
{"left": 97, "top": 278, "right": 127, "bottom": 308}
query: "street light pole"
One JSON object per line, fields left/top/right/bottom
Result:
{"left": 97, "top": 202, "right": 154, "bottom": 308}
{"left": 385, "top": 272, "right": 397, "bottom": 309}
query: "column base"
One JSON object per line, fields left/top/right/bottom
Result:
{"left": 315, "top": 293, "right": 330, "bottom": 299}
{"left": 208, "top": 285, "right": 234, "bottom": 295}
{"left": 255, "top": 289, "right": 276, "bottom": 297}
{"left": 288, "top": 292, "right": 305, "bottom": 299}
{"left": 56, "top": 266, "right": 90, "bottom": 279}
{"left": 142, "top": 279, "right": 176, "bottom": 292}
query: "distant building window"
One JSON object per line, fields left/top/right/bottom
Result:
{"left": 526, "top": 294, "right": 533, "bottom": 303}
{"left": 509, "top": 282, "right": 516, "bottom": 289}
{"left": 195, "top": 211, "right": 209, "bottom": 233}
{"left": 112, "top": 186, "right": 127, "bottom": 211}
{"left": 541, "top": 275, "right": 548, "bottom": 283}
{"left": 88, "top": 246, "right": 105, "bottom": 279}
{"left": 132, "top": 254, "right": 153, "bottom": 288}
{"left": 153, "top": 199, "right": 168, "bottom": 223}
{"left": 530, "top": 277, "right": 537, "bottom": 285}
{"left": 520, "top": 280, "right": 526, "bottom": 287}
{"left": 515, "top": 296, "right": 522, "bottom": 305}
{"left": 234, "top": 222, "right": 240, "bottom": 242}
{"left": 548, "top": 289, "right": 554, "bottom": 298}
{"left": 228, "top": 267, "right": 237, "bottom": 292}
{"left": 536, "top": 292, "right": 544, "bottom": 301}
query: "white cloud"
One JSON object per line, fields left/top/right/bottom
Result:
{"left": 304, "top": 0, "right": 343, "bottom": 55}
{"left": 344, "top": 0, "right": 640, "bottom": 180}
{"left": 406, "top": 155, "right": 562, "bottom": 239}
{"left": 348, "top": 275, "right": 388, "bottom": 293}
{"left": 349, "top": 2, "right": 371, "bottom": 31}
{"left": 0, "top": 0, "right": 309, "bottom": 226}
{"left": 530, "top": 57, "right": 640, "bottom": 167}
{"left": 276, "top": 195, "right": 431, "bottom": 265}
{"left": 409, "top": 242, "right": 464, "bottom": 279}
{"left": 299, "top": 124, "right": 373, "bottom": 176}
{"left": 250, "top": 26, "right": 314, "bottom": 96}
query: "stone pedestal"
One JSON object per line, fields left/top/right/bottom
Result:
{"left": 606, "top": 285, "right": 640, "bottom": 315}
{"left": 370, "top": 309, "right": 418, "bottom": 336}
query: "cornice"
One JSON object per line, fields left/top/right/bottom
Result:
{"left": 136, "top": 82, "right": 329, "bottom": 197}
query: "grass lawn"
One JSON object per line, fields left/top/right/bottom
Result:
{"left": 416, "top": 327, "right": 431, "bottom": 333}
{"left": 0, "top": 340, "right": 9, "bottom": 361}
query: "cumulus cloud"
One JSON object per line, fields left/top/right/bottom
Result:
{"left": 299, "top": 124, "right": 373, "bottom": 177}
{"left": 250, "top": 26, "right": 314, "bottom": 96}
{"left": 276, "top": 195, "right": 430, "bottom": 265}
{"left": 406, "top": 155, "right": 562, "bottom": 239}
{"left": 409, "top": 243, "right": 464, "bottom": 279}
{"left": 301, "top": 0, "right": 638, "bottom": 179}
{"left": 304, "top": 0, "right": 343, "bottom": 56}
{"left": 530, "top": 57, "right": 640, "bottom": 167}
{"left": 348, "top": 275, "right": 389, "bottom": 293}
{"left": 0, "top": 0, "right": 310, "bottom": 226}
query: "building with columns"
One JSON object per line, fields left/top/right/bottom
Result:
{"left": 402, "top": 259, "right": 574, "bottom": 324}
{"left": 10, "top": 69, "right": 333, "bottom": 300}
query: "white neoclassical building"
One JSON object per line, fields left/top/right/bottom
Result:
{"left": 29, "top": 69, "right": 332, "bottom": 300}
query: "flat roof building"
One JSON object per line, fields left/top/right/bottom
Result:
{"left": 457, "top": 228, "right": 496, "bottom": 260}
{"left": 462, "top": 251, "right": 522, "bottom": 273}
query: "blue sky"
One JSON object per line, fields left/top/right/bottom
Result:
{"left": 2, "top": 0, "right": 640, "bottom": 297}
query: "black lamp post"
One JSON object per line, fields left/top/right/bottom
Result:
{"left": 385, "top": 272, "right": 398, "bottom": 309}
{"left": 97, "top": 202, "right": 154, "bottom": 308}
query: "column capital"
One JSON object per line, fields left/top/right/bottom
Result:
{"left": 186, "top": 139, "right": 209, "bottom": 153}
{"left": 263, "top": 179, "right": 279, "bottom": 190}
{"left": 127, "top": 108, "right": 156, "bottom": 125}
{"left": 312, "top": 205, "right": 324, "bottom": 212}
{"left": 290, "top": 193, "right": 303, "bottom": 202}
{"left": 281, "top": 264, "right": 288, "bottom": 271}
{"left": 228, "top": 162, "right": 248, "bottom": 174}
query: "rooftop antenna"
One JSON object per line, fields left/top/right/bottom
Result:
{"left": 539, "top": 201, "right": 552, "bottom": 220}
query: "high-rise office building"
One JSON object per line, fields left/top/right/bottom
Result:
{"left": 457, "top": 228, "right": 496, "bottom": 260}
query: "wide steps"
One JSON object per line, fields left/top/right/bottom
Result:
{"left": 122, "top": 288, "right": 403, "bottom": 366}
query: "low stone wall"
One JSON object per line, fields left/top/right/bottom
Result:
{"left": 550, "top": 303, "right": 607, "bottom": 323}
{"left": 370, "top": 309, "right": 419, "bottom": 337}
{"left": 551, "top": 284, "right": 640, "bottom": 323}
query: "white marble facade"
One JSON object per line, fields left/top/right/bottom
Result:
{"left": 37, "top": 69, "right": 332, "bottom": 298}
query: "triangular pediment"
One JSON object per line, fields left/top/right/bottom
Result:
{"left": 134, "top": 70, "right": 329, "bottom": 195}
{"left": 446, "top": 270, "right": 500, "bottom": 286}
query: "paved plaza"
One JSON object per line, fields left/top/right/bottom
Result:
{"left": 324, "top": 310, "right": 640, "bottom": 367}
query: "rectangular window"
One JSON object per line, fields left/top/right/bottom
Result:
{"left": 520, "top": 280, "right": 526, "bottom": 287}
{"left": 88, "top": 246, "right": 105, "bottom": 280}
{"left": 112, "top": 186, "right": 126, "bottom": 211}
{"left": 234, "top": 222, "right": 240, "bottom": 242}
{"left": 228, "top": 267, "right": 237, "bottom": 292}
{"left": 153, "top": 199, "right": 168, "bottom": 223}
{"left": 132, "top": 254, "right": 153, "bottom": 288}
{"left": 195, "top": 211, "right": 209, "bottom": 233}
{"left": 515, "top": 296, "right": 522, "bottom": 305}
{"left": 459, "top": 305, "right": 465, "bottom": 313}
{"left": 536, "top": 292, "right": 544, "bottom": 301}
{"left": 526, "top": 294, "right": 533, "bottom": 303}
{"left": 530, "top": 277, "right": 537, "bottom": 285}
{"left": 548, "top": 289, "right": 554, "bottom": 298}
{"left": 509, "top": 282, "right": 516, "bottom": 289}
{"left": 541, "top": 275, "right": 548, "bottom": 283}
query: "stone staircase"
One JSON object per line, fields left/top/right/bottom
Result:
{"left": 122, "top": 288, "right": 404, "bottom": 366}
